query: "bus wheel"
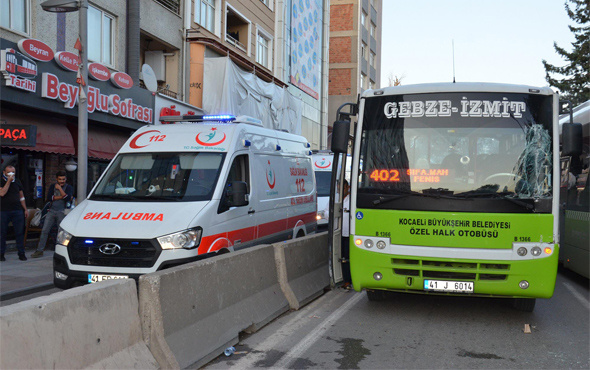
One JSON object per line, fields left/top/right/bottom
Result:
{"left": 366, "top": 289, "right": 386, "bottom": 301}
{"left": 513, "top": 298, "right": 536, "bottom": 312}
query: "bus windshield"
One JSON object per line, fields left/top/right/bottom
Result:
{"left": 358, "top": 92, "right": 553, "bottom": 211}
{"left": 91, "top": 152, "right": 225, "bottom": 202}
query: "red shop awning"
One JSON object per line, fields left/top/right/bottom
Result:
{"left": 88, "top": 127, "right": 130, "bottom": 160}
{"left": 2, "top": 118, "right": 75, "bottom": 155}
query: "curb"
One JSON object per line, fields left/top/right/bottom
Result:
{"left": 0, "top": 282, "right": 55, "bottom": 302}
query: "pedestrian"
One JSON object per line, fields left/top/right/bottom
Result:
{"left": 0, "top": 165, "right": 29, "bottom": 261}
{"left": 31, "top": 171, "right": 73, "bottom": 258}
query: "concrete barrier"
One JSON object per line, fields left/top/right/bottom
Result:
{"left": 139, "top": 244, "right": 290, "bottom": 369}
{"left": 0, "top": 279, "right": 157, "bottom": 369}
{"left": 274, "top": 232, "right": 330, "bottom": 310}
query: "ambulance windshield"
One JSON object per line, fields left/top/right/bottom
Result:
{"left": 91, "top": 152, "right": 225, "bottom": 202}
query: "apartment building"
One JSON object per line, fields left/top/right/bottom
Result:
{"left": 328, "top": 0, "right": 382, "bottom": 128}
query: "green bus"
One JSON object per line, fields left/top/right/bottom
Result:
{"left": 559, "top": 100, "right": 589, "bottom": 278}
{"left": 329, "top": 83, "right": 575, "bottom": 312}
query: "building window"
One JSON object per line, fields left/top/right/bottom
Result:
{"left": 360, "top": 73, "right": 366, "bottom": 90}
{"left": 1, "top": 0, "right": 27, "bottom": 34}
{"left": 155, "top": 0, "right": 180, "bottom": 14}
{"left": 370, "top": 81, "right": 375, "bottom": 90}
{"left": 88, "top": 5, "right": 114, "bottom": 66}
{"left": 361, "top": 42, "right": 367, "bottom": 59}
{"left": 361, "top": 11, "right": 367, "bottom": 28}
{"left": 226, "top": 5, "right": 251, "bottom": 53}
{"left": 256, "top": 31, "right": 272, "bottom": 69}
{"left": 370, "top": 23, "right": 376, "bottom": 38}
{"left": 370, "top": 51, "right": 375, "bottom": 67}
{"left": 195, "top": 0, "right": 215, "bottom": 33}
{"left": 259, "top": 0, "right": 270, "bottom": 6}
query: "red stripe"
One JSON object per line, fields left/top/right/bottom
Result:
{"left": 197, "top": 212, "right": 317, "bottom": 254}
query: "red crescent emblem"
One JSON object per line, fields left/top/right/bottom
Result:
{"left": 129, "top": 130, "right": 160, "bottom": 149}
{"left": 266, "top": 171, "right": 276, "bottom": 189}
{"left": 314, "top": 160, "right": 331, "bottom": 169}
{"left": 195, "top": 132, "right": 227, "bottom": 146}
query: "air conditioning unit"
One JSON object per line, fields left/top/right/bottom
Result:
{"left": 144, "top": 50, "right": 165, "bottom": 81}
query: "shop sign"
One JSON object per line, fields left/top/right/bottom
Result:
{"left": 111, "top": 71, "right": 133, "bottom": 89}
{"left": 42, "top": 72, "right": 153, "bottom": 123}
{"left": 0, "top": 48, "right": 37, "bottom": 92}
{"left": 0, "top": 124, "right": 37, "bottom": 147}
{"left": 89, "top": 62, "right": 110, "bottom": 81}
{"left": 17, "top": 39, "right": 54, "bottom": 62}
{"left": 54, "top": 51, "right": 80, "bottom": 72}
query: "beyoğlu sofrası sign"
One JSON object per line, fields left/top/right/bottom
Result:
{"left": 0, "top": 38, "right": 154, "bottom": 130}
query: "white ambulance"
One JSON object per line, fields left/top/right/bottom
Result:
{"left": 53, "top": 115, "right": 317, "bottom": 289}
{"left": 312, "top": 151, "right": 350, "bottom": 229}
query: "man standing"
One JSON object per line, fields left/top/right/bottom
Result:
{"left": 31, "top": 171, "right": 73, "bottom": 258}
{"left": 0, "top": 165, "right": 29, "bottom": 261}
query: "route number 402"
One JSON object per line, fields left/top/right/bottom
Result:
{"left": 296, "top": 178, "right": 306, "bottom": 192}
{"left": 370, "top": 169, "right": 400, "bottom": 182}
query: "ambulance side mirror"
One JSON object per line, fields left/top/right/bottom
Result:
{"left": 227, "top": 181, "right": 249, "bottom": 207}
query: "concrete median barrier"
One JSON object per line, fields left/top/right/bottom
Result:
{"left": 139, "top": 244, "right": 290, "bottom": 369}
{"left": 274, "top": 232, "right": 330, "bottom": 310}
{"left": 0, "top": 279, "right": 157, "bottom": 369}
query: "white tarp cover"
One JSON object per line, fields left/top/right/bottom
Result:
{"left": 203, "top": 57, "right": 302, "bottom": 135}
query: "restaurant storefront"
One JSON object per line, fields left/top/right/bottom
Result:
{"left": 1, "top": 38, "right": 154, "bottom": 209}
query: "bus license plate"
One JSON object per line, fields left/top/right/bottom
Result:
{"left": 88, "top": 274, "right": 129, "bottom": 283}
{"left": 424, "top": 280, "right": 473, "bottom": 293}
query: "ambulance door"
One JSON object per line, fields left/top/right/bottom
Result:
{"left": 215, "top": 153, "right": 256, "bottom": 251}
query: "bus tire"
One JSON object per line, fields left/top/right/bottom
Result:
{"left": 513, "top": 298, "right": 536, "bottom": 312}
{"left": 366, "top": 289, "right": 386, "bottom": 301}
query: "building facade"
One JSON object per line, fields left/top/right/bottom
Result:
{"left": 1, "top": 0, "right": 331, "bottom": 214}
{"left": 328, "top": 0, "right": 382, "bottom": 130}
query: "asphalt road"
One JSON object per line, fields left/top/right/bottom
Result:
{"left": 203, "top": 269, "right": 589, "bottom": 369}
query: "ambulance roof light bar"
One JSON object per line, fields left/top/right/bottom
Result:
{"left": 159, "top": 114, "right": 237, "bottom": 123}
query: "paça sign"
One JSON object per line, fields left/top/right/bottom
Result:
{"left": 0, "top": 124, "right": 37, "bottom": 147}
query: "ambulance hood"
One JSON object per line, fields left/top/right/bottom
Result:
{"left": 60, "top": 199, "right": 209, "bottom": 239}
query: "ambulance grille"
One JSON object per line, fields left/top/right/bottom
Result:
{"left": 68, "top": 238, "right": 160, "bottom": 267}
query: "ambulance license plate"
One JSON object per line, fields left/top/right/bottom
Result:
{"left": 88, "top": 274, "right": 129, "bottom": 283}
{"left": 424, "top": 279, "right": 473, "bottom": 293}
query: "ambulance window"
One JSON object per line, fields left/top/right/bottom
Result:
{"left": 219, "top": 154, "right": 250, "bottom": 213}
{"left": 226, "top": 154, "right": 250, "bottom": 186}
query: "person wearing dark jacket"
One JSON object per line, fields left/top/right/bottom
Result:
{"left": 31, "top": 171, "right": 73, "bottom": 258}
{"left": 0, "top": 165, "right": 29, "bottom": 261}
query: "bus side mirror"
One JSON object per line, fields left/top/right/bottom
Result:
{"left": 227, "top": 181, "right": 248, "bottom": 207}
{"left": 562, "top": 122, "right": 583, "bottom": 157}
{"left": 331, "top": 120, "right": 350, "bottom": 154}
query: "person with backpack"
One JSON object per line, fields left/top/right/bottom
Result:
{"left": 31, "top": 171, "right": 73, "bottom": 258}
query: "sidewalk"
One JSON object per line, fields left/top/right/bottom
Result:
{"left": 0, "top": 246, "right": 55, "bottom": 297}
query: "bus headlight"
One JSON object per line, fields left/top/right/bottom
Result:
{"left": 364, "top": 239, "right": 374, "bottom": 249}
{"left": 531, "top": 246, "right": 542, "bottom": 257}
{"left": 158, "top": 227, "right": 203, "bottom": 250}
{"left": 57, "top": 228, "right": 73, "bottom": 247}
{"left": 517, "top": 247, "right": 528, "bottom": 256}
{"left": 376, "top": 240, "right": 386, "bottom": 249}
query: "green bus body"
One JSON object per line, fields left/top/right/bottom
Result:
{"left": 351, "top": 209, "right": 558, "bottom": 298}
{"left": 344, "top": 83, "right": 560, "bottom": 301}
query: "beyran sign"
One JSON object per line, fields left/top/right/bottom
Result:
{"left": 1, "top": 38, "right": 153, "bottom": 124}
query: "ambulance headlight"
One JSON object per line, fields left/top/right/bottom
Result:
{"left": 57, "top": 228, "right": 73, "bottom": 247}
{"left": 158, "top": 227, "right": 203, "bottom": 250}
{"left": 317, "top": 210, "right": 326, "bottom": 220}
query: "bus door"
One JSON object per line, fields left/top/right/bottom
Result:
{"left": 328, "top": 152, "right": 348, "bottom": 284}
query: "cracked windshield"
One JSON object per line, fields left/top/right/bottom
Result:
{"left": 358, "top": 92, "right": 553, "bottom": 201}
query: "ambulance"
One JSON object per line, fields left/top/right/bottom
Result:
{"left": 53, "top": 115, "right": 317, "bottom": 289}
{"left": 312, "top": 151, "right": 350, "bottom": 229}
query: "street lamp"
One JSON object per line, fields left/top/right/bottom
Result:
{"left": 41, "top": 0, "right": 88, "bottom": 202}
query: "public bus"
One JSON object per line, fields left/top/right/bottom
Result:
{"left": 328, "top": 83, "right": 572, "bottom": 311}
{"left": 559, "top": 100, "right": 589, "bottom": 278}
